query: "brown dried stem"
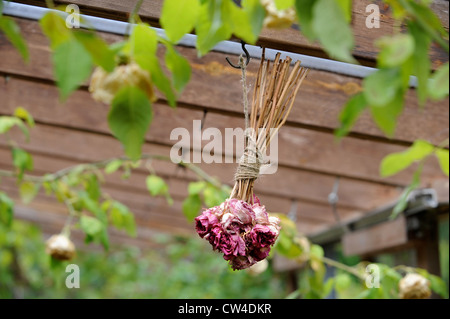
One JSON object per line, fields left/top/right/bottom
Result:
{"left": 230, "top": 49, "right": 309, "bottom": 203}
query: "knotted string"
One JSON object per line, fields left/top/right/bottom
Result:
{"left": 234, "top": 55, "right": 263, "bottom": 182}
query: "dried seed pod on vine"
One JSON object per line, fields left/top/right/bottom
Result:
{"left": 399, "top": 273, "right": 431, "bottom": 299}
{"left": 45, "top": 234, "right": 76, "bottom": 261}
{"left": 89, "top": 62, "right": 157, "bottom": 105}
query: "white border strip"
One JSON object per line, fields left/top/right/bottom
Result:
{"left": 2, "top": 1, "right": 417, "bottom": 86}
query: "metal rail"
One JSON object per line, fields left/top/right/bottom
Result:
{"left": 2, "top": 1, "right": 418, "bottom": 86}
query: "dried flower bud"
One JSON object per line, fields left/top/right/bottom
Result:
{"left": 260, "top": 0, "right": 296, "bottom": 29}
{"left": 89, "top": 62, "right": 157, "bottom": 104}
{"left": 246, "top": 259, "right": 269, "bottom": 276}
{"left": 399, "top": 273, "right": 431, "bottom": 299}
{"left": 45, "top": 234, "right": 76, "bottom": 261}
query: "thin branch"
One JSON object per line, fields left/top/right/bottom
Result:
{"left": 321, "top": 256, "right": 366, "bottom": 281}
{"left": 0, "top": 153, "right": 223, "bottom": 188}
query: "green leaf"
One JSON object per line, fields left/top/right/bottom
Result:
{"left": 275, "top": 0, "right": 294, "bottom": 10}
{"left": 380, "top": 140, "right": 435, "bottom": 177}
{"left": 80, "top": 215, "right": 103, "bottom": 236}
{"left": 160, "top": 0, "right": 200, "bottom": 43}
{"left": 104, "top": 159, "right": 123, "bottom": 174}
{"left": 164, "top": 44, "right": 191, "bottom": 93}
{"left": 85, "top": 174, "right": 101, "bottom": 201}
{"left": 310, "top": 244, "right": 324, "bottom": 259}
{"left": 203, "top": 184, "right": 227, "bottom": 207}
{"left": 336, "top": 0, "right": 352, "bottom": 23}
{"left": 312, "top": 0, "right": 356, "bottom": 63}
{"left": 0, "top": 16, "right": 29, "bottom": 62}
{"left": 216, "top": 0, "right": 264, "bottom": 45}
{"left": 14, "top": 107, "right": 35, "bottom": 127}
{"left": 149, "top": 59, "right": 177, "bottom": 107}
{"left": 195, "top": 0, "right": 233, "bottom": 56}
{"left": 0, "top": 192, "right": 14, "bottom": 228}
{"left": 285, "top": 289, "right": 301, "bottom": 299}
{"left": 335, "top": 273, "right": 352, "bottom": 294}
{"left": 376, "top": 34, "right": 415, "bottom": 68}
{"left": 274, "top": 230, "right": 302, "bottom": 258}
{"left": 108, "top": 86, "right": 153, "bottom": 160}
{"left": 428, "top": 62, "right": 449, "bottom": 100}
{"left": 294, "top": 0, "right": 317, "bottom": 41}
{"left": 52, "top": 37, "right": 93, "bottom": 100}
{"left": 73, "top": 30, "right": 115, "bottom": 72}
{"left": 335, "top": 92, "right": 367, "bottom": 138}
{"left": 19, "top": 181, "right": 39, "bottom": 204}
{"left": 0, "top": 117, "right": 29, "bottom": 139}
{"left": 390, "top": 165, "right": 422, "bottom": 219}
{"left": 238, "top": 0, "right": 266, "bottom": 43}
{"left": 182, "top": 194, "right": 202, "bottom": 222}
{"left": 146, "top": 175, "right": 169, "bottom": 196}
{"left": 130, "top": 23, "right": 158, "bottom": 64}
{"left": 110, "top": 201, "right": 136, "bottom": 237}
{"left": 322, "top": 277, "right": 335, "bottom": 298}
{"left": 188, "top": 181, "right": 207, "bottom": 195}
{"left": 0, "top": 117, "right": 17, "bottom": 134}
{"left": 369, "top": 91, "right": 404, "bottom": 137}
{"left": 80, "top": 192, "right": 107, "bottom": 223}
{"left": 130, "top": 24, "right": 177, "bottom": 107}
{"left": 363, "top": 68, "right": 401, "bottom": 107}
{"left": 39, "top": 11, "right": 71, "bottom": 49}
{"left": 428, "top": 274, "right": 449, "bottom": 299}
{"left": 407, "top": 0, "right": 448, "bottom": 39}
{"left": 408, "top": 21, "right": 431, "bottom": 107}
{"left": 11, "top": 147, "right": 33, "bottom": 180}
{"left": 435, "top": 148, "right": 449, "bottom": 176}
{"left": 99, "top": 228, "right": 110, "bottom": 251}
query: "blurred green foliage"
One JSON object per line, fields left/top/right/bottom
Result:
{"left": 0, "top": 220, "right": 286, "bottom": 299}
{"left": 439, "top": 215, "right": 449, "bottom": 291}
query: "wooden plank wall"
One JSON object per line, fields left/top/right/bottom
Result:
{"left": 0, "top": 1, "right": 448, "bottom": 248}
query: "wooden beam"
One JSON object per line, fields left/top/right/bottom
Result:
{"left": 0, "top": 177, "right": 193, "bottom": 232}
{"left": 0, "top": 123, "right": 403, "bottom": 211}
{"left": 0, "top": 76, "right": 445, "bottom": 187}
{"left": 0, "top": 146, "right": 362, "bottom": 224}
{"left": 342, "top": 215, "right": 408, "bottom": 256}
{"left": 12, "top": 204, "right": 187, "bottom": 249}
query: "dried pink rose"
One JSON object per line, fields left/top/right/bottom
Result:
{"left": 224, "top": 198, "right": 255, "bottom": 224}
{"left": 225, "top": 255, "right": 257, "bottom": 270}
{"left": 253, "top": 205, "right": 269, "bottom": 225}
{"left": 246, "top": 224, "right": 279, "bottom": 261}
{"left": 195, "top": 209, "right": 219, "bottom": 238}
{"left": 220, "top": 232, "right": 246, "bottom": 257}
{"left": 194, "top": 195, "right": 281, "bottom": 270}
{"left": 248, "top": 224, "right": 278, "bottom": 247}
{"left": 252, "top": 194, "right": 261, "bottom": 206}
{"left": 205, "top": 224, "right": 223, "bottom": 250}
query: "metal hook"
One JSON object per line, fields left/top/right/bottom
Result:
{"left": 226, "top": 41, "right": 251, "bottom": 69}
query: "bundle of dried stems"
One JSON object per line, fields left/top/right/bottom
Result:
{"left": 229, "top": 49, "right": 309, "bottom": 203}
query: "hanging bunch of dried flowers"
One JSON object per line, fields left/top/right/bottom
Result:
{"left": 195, "top": 49, "right": 309, "bottom": 270}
